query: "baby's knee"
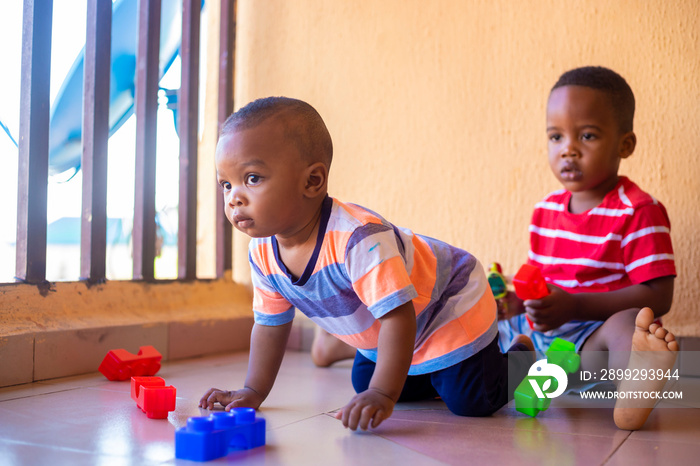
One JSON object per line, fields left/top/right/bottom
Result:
{"left": 602, "top": 308, "right": 639, "bottom": 334}
{"left": 614, "top": 308, "right": 639, "bottom": 323}
{"left": 443, "top": 396, "right": 502, "bottom": 417}
{"left": 586, "top": 308, "right": 638, "bottom": 352}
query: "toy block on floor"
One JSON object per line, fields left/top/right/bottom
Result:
{"left": 175, "top": 408, "right": 266, "bottom": 461}
{"left": 514, "top": 375, "right": 552, "bottom": 417}
{"left": 175, "top": 417, "right": 228, "bottom": 462}
{"left": 546, "top": 337, "right": 581, "bottom": 374}
{"left": 130, "top": 376, "right": 176, "bottom": 419}
{"left": 99, "top": 345, "right": 162, "bottom": 381}
{"left": 210, "top": 409, "right": 265, "bottom": 450}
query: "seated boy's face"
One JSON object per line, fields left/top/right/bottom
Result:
{"left": 546, "top": 85, "right": 626, "bottom": 196}
{"left": 215, "top": 119, "right": 309, "bottom": 238}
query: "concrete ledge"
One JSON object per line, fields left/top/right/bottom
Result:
{"left": 0, "top": 333, "right": 34, "bottom": 386}
{"left": 0, "top": 279, "right": 254, "bottom": 387}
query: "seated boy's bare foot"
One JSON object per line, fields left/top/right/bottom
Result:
{"left": 613, "top": 307, "right": 679, "bottom": 431}
{"left": 513, "top": 334, "right": 535, "bottom": 352}
{"left": 311, "top": 327, "right": 356, "bottom": 367}
{"left": 511, "top": 334, "right": 536, "bottom": 368}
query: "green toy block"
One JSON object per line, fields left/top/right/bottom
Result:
{"left": 545, "top": 338, "right": 580, "bottom": 374}
{"left": 514, "top": 376, "right": 552, "bottom": 417}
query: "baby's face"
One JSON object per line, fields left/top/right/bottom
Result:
{"left": 546, "top": 85, "right": 633, "bottom": 205}
{"left": 215, "top": 119, "right": 309, "bottom": 238}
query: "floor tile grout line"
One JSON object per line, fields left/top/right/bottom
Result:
{"left": 0, "top": 437, "right": 94, "bottom": 456}
{"left": 0, "top": 386, "right": 92, "bottom": 403}
{"left": 358, "top": 426, "right": 454, "bottom": 465}
{"left": 601, "top": 430, "right": 632, "bottom": 465}
{"left": 261, "top": 411, "right": 347, "bottom": 432}
{"left": 364, "top": 415, "right": 645, "bottom": 441}
{"left": 613, "top": 433, "right": 700, "bottom": 448}
{"left": 316, "top": 412, "right": 453, "bottom": 465}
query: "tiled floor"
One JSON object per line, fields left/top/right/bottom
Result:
{"left": 1, "top": 351, "right": 699, "bottom": 465}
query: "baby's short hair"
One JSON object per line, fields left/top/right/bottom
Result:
{"left": 221, "top": 97, "right": 333, "bottom": 167}
{"left": 551, "top": 66, "right": 635, "bottom": 133}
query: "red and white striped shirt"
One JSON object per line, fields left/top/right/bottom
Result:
{"left": 528, "top": 177, "right": 676, "bottom": 293}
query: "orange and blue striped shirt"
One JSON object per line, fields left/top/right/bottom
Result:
{"left": 249, "top": 196, "right": 498, "bottom": 375}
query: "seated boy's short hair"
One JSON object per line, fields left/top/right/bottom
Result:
{"left": 552, "top": 66, "right": 635, "bottom": 133}
{"left": 221, "top": 96, "right": 333, "bottom": 167}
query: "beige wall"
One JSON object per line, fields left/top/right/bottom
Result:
{"left": 228, "top": 0, "right": 699, "bottom": 336}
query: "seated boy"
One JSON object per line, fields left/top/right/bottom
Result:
{"left": 497, "top": 66, "right": 679, "bottom": 430}
{"left": 199, "top": 96, "right": 533, "bottom": 431}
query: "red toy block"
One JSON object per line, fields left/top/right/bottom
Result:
{"left": 130, "top": 376, "right": 165, "bottom": 404}
{"left": 98, "top": 345, "right": 162, "bottom": 381}
{"left": 513, "top": 264, "right": 550, "bottom": 330}
{"left": 513, "top": 264, "right": 549, "bottom": 300}
{"left": 131, "top": 376, "right": 176, "bottom": 419}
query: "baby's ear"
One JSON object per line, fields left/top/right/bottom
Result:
{"left": 304, "top": 162, "right": 328, "bottom": 198}
{"left": 619, "top": 131, "right": 637, "bottom": 159}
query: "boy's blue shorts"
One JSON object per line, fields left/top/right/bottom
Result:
{"left": 497, "top": 314, "right": 603, "bottom": 356}
{"left": 351, "top": 336, "right": 531, "bottom": 417}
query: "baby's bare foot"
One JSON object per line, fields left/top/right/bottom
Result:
{"left": 613, "top": 307, "right": 678, "bottom": 430}
{"left": 311, "top": 327, "right": 356, "bottom": 367}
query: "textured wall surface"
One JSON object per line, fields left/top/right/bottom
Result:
{"left": 231, "top": 0, "right": 700, "bottom": 335}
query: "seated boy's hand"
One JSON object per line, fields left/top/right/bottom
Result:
{"left": 524, "top": 284, "right": 576, "bottom": 332}
{"left": 198, "top": 387, "right": 264, "bottom": 411}
{"left": 335, "top": 387, "right": 395, "bottom": 431}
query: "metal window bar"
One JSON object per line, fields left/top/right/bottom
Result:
{"left": 16, "top": 0, "right": 53, "bottom": 284}
{"left": 216, "top": 0, "right": 235, "bottom": 278}
{"left": 132, "top": 0, "right": 161, "bottom": 281}
{"left": 178, "top": 0, "right": 200, "bottom": 280}
{"left": 80, "top": 0, "right": 112, "bottom": 283}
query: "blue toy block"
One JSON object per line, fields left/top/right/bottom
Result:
{"left": 175, "top": 417, "right": 228, "bottom": 462}
{"left": 210, "top": 409, "right": 266, "bottom": 450}
{"left": 175, "top": 408, "right": 266, "bottom": 462}
{"left": 546, "top": 337, "right": 580, "bottom": 374}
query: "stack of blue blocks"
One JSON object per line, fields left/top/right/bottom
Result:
{"left": 175, "top": 408, "right": 266, "bottom": 461}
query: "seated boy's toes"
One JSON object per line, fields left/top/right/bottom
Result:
{"left": 663, "top": 331, "right": 679, "bottom": 351}
{"left": 648, "top": 323, "right": 661, "bottom": 335}
{"left": 653, "top": 326, "right": 668, "bottom": 340}
{"left": 635, "top": 307, "right": 655, "bottom": 330}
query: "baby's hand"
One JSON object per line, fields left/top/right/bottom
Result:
{"left": 524, "top": 284, "right": 576, "bottom": 332}
{"left": 334, "top": 387, "right": 395, "bottom": 431}
{"left": 497, "top": 291, "right": 525, "bottom": 321}
{"left": 198, "top": 387, "right": 264, "bottom": 411}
